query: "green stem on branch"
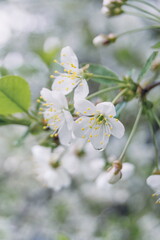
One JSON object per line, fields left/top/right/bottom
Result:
{"left": 119, "top": 106, "right": 142, "bottom": 162}
{"left": 112, "top": 89, "right": 127, "bottom": 104}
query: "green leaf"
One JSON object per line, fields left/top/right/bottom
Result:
{"left": 0, "top": 75, "right": 31, "bottom": 115}
{"left": 87, "top": 64, "right": 121, "bottom": 85}
{"left": 137, "top": 51, "right": 158, "bottom": 83}
{"left": 152, "top": 41, "right": 160, "bottom": 49}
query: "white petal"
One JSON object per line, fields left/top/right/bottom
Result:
{"left": 121, "top": 163, "right": 135, "bottom": 180}
{"left": 32, "top": 145, "right": 51, "bottom": 162}
{"left": 96, "top": 102, "right": 116, "bottom": 117}
{"left": 46, "top": 113, "right": 65, "bottom": 132}
{"left": 58, "top": 121, "right": 72, "bottom": 146}
{"left": 51, "top": 91, "right": 68, "bottom": 109}
{"left": 73, "top": 116, "right": 92, "bottom": 138}
{"left": 61, "top": 46, "right": 79, "bottom": 71}
{"left": 63, "top": 110, "right": 74, "bottom": 131}
{"left": 109, "top": 118, "right": 125, "bottom": 139}
{"left": 91, "top": 124, "right": 109, "bottom": 150}
{"left": 74, "top": 99, "right": 96, "bottom": 116}
{"left": 146, "top": 175, "right": 160, "bottom": 191}
{"left": 52, "top": 75, "right": 76, "bottom": 95}
{"left": 96, "top": 172, "right": 111, "bottom": 189}
{"left": 74, "top": 79, "right": 89, "bottom": 102}
{"left": 40, "top": 88, "right": 54, "bottom": 103}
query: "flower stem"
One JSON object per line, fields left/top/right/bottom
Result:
{"left": 119, "top": 106, "right": 142, "bottom": 162}
{"left": 124, "top": 3, "right": 160, "bottom": 21}
{"left": 131, "top": 0, "right": 160, "bottom": 13}
{"left": 124, "top": 11, "right": 160, "bottom": 23}
{"left": 87, "top": 86, "right": 122, "bottom": 100}
{"left": 117, "top": 25, "right": 160, "bottom": 38}
{"left": 152, "top": 110, "right": 160, "bottom": 128}
{"left": 148, "top": 117, "right": 159, "bottom": 170}
{"left": 112, "top": 89, "right": 127, "bottom": 104}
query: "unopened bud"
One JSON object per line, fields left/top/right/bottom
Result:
{"left": 93, "top": 33, "right": 117, "bottom": 47}
{"left": 107, "top": 160, "right": 122, "bottom": 184}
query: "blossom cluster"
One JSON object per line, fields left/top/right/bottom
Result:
{"left": 34, "top": 46, "right": 128, "bottom": 191}
{"left": 40, "top": 46, "right": 125, "bottom": 151}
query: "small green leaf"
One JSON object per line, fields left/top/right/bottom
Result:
{"left": 152, "top": 41, "right": 160, "bottom": 49}
{"left": 87, "top": 64, "right": 121, "bottom": 85}
{"left": 137, "top": 51, "right": 158, "bottom": 83}
{"left": 0, "top": 75, "right": 31, "bottom": 115}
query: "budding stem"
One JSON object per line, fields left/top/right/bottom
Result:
{"left": 124, "top": 11, "right": 160, "bottom": 23}
{"left": 119, "top": 106, "right": 143, "bottom": 162}
{"left": 131, "top": 0, "right": 160, "bottom": 13}
{"left": 124, "top": 3, "right": 160, "bottom": 21}
{"left": 117, "top": 25, "right": 160, "bottom": 39}
{"left": 112, "top": 89, "right": 127, "bottom": 104}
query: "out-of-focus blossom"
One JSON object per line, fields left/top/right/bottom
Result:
{"left": 40, "top": 89, "right": 73, "bottom": 145}
{"left": 52, "top": 46, "right": 89, "bottom": 101}
{"left": 32, "top": 145, "right": 71, "bottom": 191}
{"left": 61, "top": 139, "right": 104, "bottom": 180}
{"left": 74, "top": 100, "right": 125, "bottom": 150}
{"left": 146, "top": 173, "right": 160, "bottom": 204}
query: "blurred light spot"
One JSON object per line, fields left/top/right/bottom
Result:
{"left": 43, "top": 37, "right": 61, "bottom": 52}
{"left": 4, "top": 52, "right": 24, "bottom": 69}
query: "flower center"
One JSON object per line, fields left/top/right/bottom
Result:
{"left": 50, "top": 160, "right": 60, "bottom": 169}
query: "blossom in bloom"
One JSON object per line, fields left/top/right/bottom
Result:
{"left": 146, "top": 173, "right": 160, "bottom": 204}
{"left": 52, "top": 46, "right": 89, "bottom": 101}
{"left": 32, "top": 145, "right": 71, "bottom": 191}
{"left": 40, "top": 88, "right": 73, "bottom": 145}
{"left": 73, "top": 99, "right": 125, "bottom": 150}
{"left": 96, "top": 160, "right": 134, "bottom": 188}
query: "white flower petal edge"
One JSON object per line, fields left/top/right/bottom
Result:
{"left": 40, "top": 88, "right": 73, "bottom": 145}
{"left": 74, "top": 99, "right": 125, "bottom": 150}
{"left": 146, "top": 174, "right": 160, "bottom": 203}
{"left": 52, "top": 46, "right": 89, "bottom": 101}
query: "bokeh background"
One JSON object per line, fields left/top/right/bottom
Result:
{"left": 0, "top": 0, "right": 160, "bottom": 239}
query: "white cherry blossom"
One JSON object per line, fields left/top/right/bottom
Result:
{"left": 40, "top": 88, "right": 73, "bottom": 146}
{"left": 32, "top": 145, "right": 71, "bottom": 191}
{"left": 146, "top": 174, "right": 160, "bottom": 204}
{"left": 73, "top": 99, "right": 125, "bottom": 150}
{"left": 52, "top": 46, "right": 89, "bottom": 101}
